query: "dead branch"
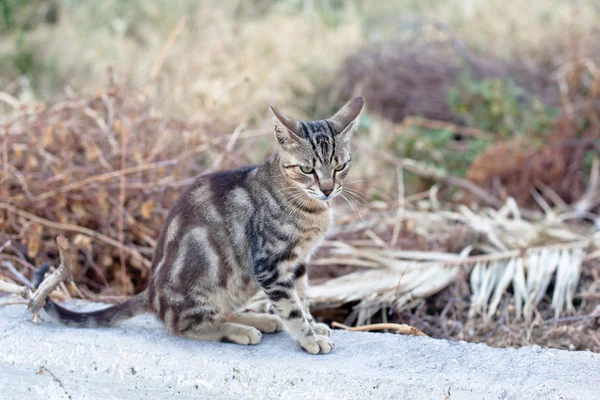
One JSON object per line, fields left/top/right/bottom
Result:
{"left": 332, "top": 321, "right": 428, "bottom": 337}
{"left": 0, "top": 240, "right": 11, "bottom": 254}
{"left": 0, "top": 298, "right": 29, "bottom": 307}
{"left": 401, "top": 116, "right": 494, "bottom": 140}
{"left": 0, "top": 279, "right": 28, "bottom": 296}
{"left": 147, "top": 16, "right": 189, "bottom": 88}
{"left": 0, "top": 202, "right": 151, "bottom": 269}
{"left": 118, "top": 117, "right": 128, "bottom": 292}
{"left": 360, "top": 144, "right": 541, "bottom": 220}
{"left": 28, "top": 236, "right": 73, "bottom": 323}
{"left": 32, "top": 159, "right": 178, "bottom": 202}
{"left": 573, "top": 154, "right": 600, "bottom": 216}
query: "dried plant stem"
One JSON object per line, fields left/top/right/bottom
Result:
{"left": 332, "top": 321, "right": 428, "bottom": 337}
{"left": 38, "top": 365, "right": 73, "bottom": 400}
{"left": 148, "top": 16, "right": 188, "bottom": 86}
{"left": 32, "top": 159, "right": 178, "bottom": 202}
{"left": 0, "top": 240, "right": 10, "bottom": 253}
{"left": 574, "top": 154, "right": 600, "bottom": 215}
{"left": 0, "top": 202, "right": 151, "bottom": 269}
{"left": 28, "top": 236, "right": 73, "bottom": 323}
{"left": 334, "top": 239, "right": 590, "bottom": 270}
{"left": 0, "top": 92, "right": 20, "bottom": 109}
{"left": 0, "top": 254, "right": 36, "bottom": 271}
{"left": 361, "top": 145, "right": 539, "bottom": 220}
{"left": 118, "top": 121, "right": 128, "bottom": 292}
{"left": 1, "top": 259, "right": 32, "bottom": 286}
{"left": 210, "top": 123, "right": 246, "bottom": 170}
{"left": 1, "top": 125, "right": 7, "bottom": 197}
{"left": 0, "top": 298, "right": 29, "bottom": 307}
{"left": 0, "top": 280, "right": 27, "bottom": 296}
{"left": 401, "top": 116, "right": 494, "bottom": 140}
{"left": 390, "top": 165, "right": 405, "bottom": 248}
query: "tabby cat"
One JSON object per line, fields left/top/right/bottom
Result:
{"left": 35, "top": 97, "right": 364, "bottom": 354}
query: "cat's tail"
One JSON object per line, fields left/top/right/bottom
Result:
{"left": 33, "top": 263, "right": 149, "bottom": 328}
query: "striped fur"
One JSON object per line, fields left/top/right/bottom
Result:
{"left": 35, "top": 97, "right": 364, "bottom": 355}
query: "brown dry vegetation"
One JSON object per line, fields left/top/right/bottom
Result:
{"left": 1, "top": 0, "right": 600, "bottom": 352}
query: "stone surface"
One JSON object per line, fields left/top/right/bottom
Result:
{"left": 0, "top": 302, "right": 598, "bottom": 400}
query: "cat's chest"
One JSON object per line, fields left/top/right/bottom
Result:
{"left": 293, "top": 209, "right": 333, "bottom": 257}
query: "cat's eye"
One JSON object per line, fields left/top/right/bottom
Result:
{"left": 300, "top": 166, "right": 314, "bottom": 174}
{"left": 334, "top": 163, "right": 346, "bottom": 171}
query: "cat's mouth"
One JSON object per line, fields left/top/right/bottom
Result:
{"left": 305, "top": 187, "right": 342, "bottom": 202}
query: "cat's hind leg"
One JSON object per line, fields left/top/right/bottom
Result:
{"left": 180, "top": 320, "right": 262, "bottom": 345}
{"left": 228, "top": 312, "right": 283, "bottom": 333}
{"left": 176, "top": 309, "right": 262, "bottom": 345}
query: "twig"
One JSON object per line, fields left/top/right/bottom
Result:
{"left": 0, "top": 92, "right": 20, "bottom": 109}
{"left": 118, "top": 119, "right": 128, "bottom": 292}
{"left": 1, "top": 125, "right": 7, "bottom": 197}
{"left": 0, "top": 202, "right": 151, "bottom": 269}
{"left": 0, "top": 297, "right": 29, "bottom": 307}
{"left": 573, "top": 153, "right": 600, "bottom": 215}
{"left": 1, "top": 260, "right": 33, "bottom": 287}
{"left": 390, "top": 165, "right": 405, "bottom": 247}
{"left": 365, "top": 230, "right": 387, "bottom": 247}
{"left": 403, "top": 158, "right": 504, "bottom": 209}
{"left": 332, "top": 321, "right": 428, "bottom": 337}
{"left": 28, "top": 236, "right": 73, "bottom": 323}
{"left": 361, "top": 144, "right": 540, "bottom": 220}
{"left": 536, "top": 182, "right": 568, "bottom": 209}
{"left": 0, "top": 254, "right": 36, "bottom": 272}
{"left": 544, "top": 309, "right": 600, "bottom": 325}
{"left": 38, "top": 366, "right": 72, "bottom": 400}
{"left": 400, "top": 116, "right": 494, "bottom": 140}
{"left": 0, "top": 279, "right": 28, "bottom": 296}
{"left": 210, "top": 123, "right": 245, "bottom": 170}
{"left": 147, "top": 16, "right": 188, "bottom": 87}
{"left": 0, "top": 240, "right": 10, "bottom": 253}
{"left": 32, "top": 159, "right": 178, "bottom": 202}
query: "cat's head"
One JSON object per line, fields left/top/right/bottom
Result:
{"left": 269, "top": 97, "right": 364, "bottom": 201}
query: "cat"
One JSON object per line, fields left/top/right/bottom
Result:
{"left": 34, "top": 97, "right": 364, "bottom": 354}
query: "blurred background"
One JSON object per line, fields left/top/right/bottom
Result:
{"left": 1, "top": 1, "right": 599, "bottom": 351}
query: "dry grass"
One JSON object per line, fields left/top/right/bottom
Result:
{"left": 0, "top": 83, "right": 234, "bottom": 294}
{"left": 2, "top": 1, "right": 363, "bottom": 125}
{"left": 359, "top": 0, "right": 600, "bottom": 66}
{"left": 4, "top": 1, "right": 600, "bottom": 120}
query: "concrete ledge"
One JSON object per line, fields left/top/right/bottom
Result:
{"left": 0, "top": 303, "right": 598, "bottom": 400}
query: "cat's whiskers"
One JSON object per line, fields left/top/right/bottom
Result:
{"left": 340, "top": 191, "right": 364, "bottom": 223}
{"left": 342, "top": 187, "right": 370, "bottom": 203}
{"left": 283, "top": 192, "right": 311, "bottom": 225}
{"left": 343, "top": 185, "right": 369, "bottom": 197}
{"left": 343, "top": 191, "right": 368, "bottom": 206}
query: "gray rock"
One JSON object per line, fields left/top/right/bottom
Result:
{"left": 0, "top": 302, "right": 598, "bottom": 399}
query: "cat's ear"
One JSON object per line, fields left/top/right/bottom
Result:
{"left": 269, "top": 105, "right": 303, "bottom": 146}
{"left": 329, "top": 97, "right": 364, "bottom": 137}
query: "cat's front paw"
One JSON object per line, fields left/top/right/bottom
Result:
{"left": 311, "top": 322, "right": 331, "bottom": 337}
{"left": 299, "top": 334, "right": 334, "bottom": 355}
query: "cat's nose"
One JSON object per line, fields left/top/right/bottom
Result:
{"left": 322, "top": 188, "right": 333, "bottom": 196}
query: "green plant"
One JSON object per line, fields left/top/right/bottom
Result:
{"left": 447, "top": 71, "right": 559, "bottom": 138}
{"left": 0, "top": 0, "right": 56, "bottom": 34}
{"left": 390, "top": 125, "right": 493, "bottom": 178}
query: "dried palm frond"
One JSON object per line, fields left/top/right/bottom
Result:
{"left": 469, "top": 242, "right": 588, "bottom": 321}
